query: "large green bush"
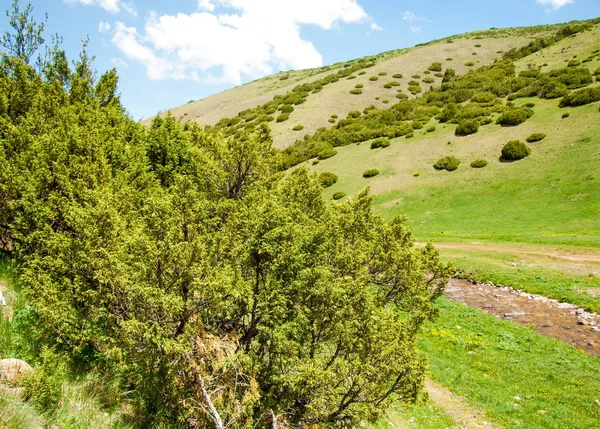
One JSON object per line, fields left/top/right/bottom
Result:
{"left": 370, "top": 137, "right": 391, "bottom": 149}
{"left": 428, "top": 62, "right": 443, "bottom": 72}
{"left": 433, "top": 156, "right": 461, "bottom": 171}
{"left": 318, "top": 172, "right": 338, "bottom": 187}
{"left": 280, "top": 104, "right": 295, "bottom": 113}
{"left": 559, "top": 87, "right": 600, "bottom": 107}
{"left": 501, "top": 140, "right": 531, "bottom": 160}
{"left": 496, "top": 109, "right": 529, "bottom": 126}
{"left": 455, "top": 119, "right": 480, "bottom": 136}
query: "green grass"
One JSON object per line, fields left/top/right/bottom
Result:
{"left": 310, "top": 98, "right": 600, "bottom": 246}
{"left": 373, "top": 400, "right": 458, "bottom": 429}
{"left": 421, "top": 298, "right": 600, "bottom": 429}
{"left": 441, "top": 248, "right": 600, "bottom": 313}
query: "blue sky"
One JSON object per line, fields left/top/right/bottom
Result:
{"left": 2, "top": 0, "right": 598, "bottom": 120}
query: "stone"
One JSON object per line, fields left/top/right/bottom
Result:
{"left": 0, "top": 359, "right": 32, "bottom": 383}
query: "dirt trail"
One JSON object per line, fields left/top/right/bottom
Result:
{"left": 432, "top": 242, "right": 600, "bottom": 264}
{"left": 446, "top": 278, "right": 600, "bottom": 356}
{"left": 425, "top": 379, "right": 497, "bottom": 429}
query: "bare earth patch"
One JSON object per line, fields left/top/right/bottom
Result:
{"left": 425, "top": 379, "right": 498, "bottom": 429}
{"left": 446, "top": 278, "right": 600, "bottom": 357}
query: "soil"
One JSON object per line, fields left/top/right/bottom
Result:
{"left": 445, "top": 278, "right": 600, "bottom": 357}
{"left": 425, "top": 379, "right": 498, "bottom": 429}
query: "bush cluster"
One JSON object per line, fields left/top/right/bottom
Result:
{"left": 434, "top": 156, "right": 460, "bottom": 171}
{"left": 559, "top": 87, "right": 600, "bottom": 107}
{"left": 370, "top": 137, "right": 391, "bottom": 149}
{"left": 455, "top": 119, "right": 480, "bottom": 136}
{"left": 501, "top": 140, "right": 531, "bottom": 161}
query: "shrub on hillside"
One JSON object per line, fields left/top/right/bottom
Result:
{"left": 465, "top": 62, "right": 475, "bottom": 67}
{"left": 549, "top": 67, "right": 593, "bottom": 89}
{"left": 378, "top": 71, "right": 388, "bottom": 76}
{"left": 369, "top": 76, "right": 379, "bottom": 81}
{"left": 501, "top": 140, "right": 531, "bottom": 161}
{"left": 276, "top": 113, "right": 290, "bottom": 123}
{"left": 355, "top": 84, "right": 364, "bottom": 88}
{"left": 411, "top": 74, "right": 421, "bottom": 79}
{"left": 470, "top": 159, "right": 488, "bottom": 168}
{"left": 455, "top": 119, "right": 480, "bottom": 136}
{"left": 370, "top": 137, "right": 391, "bottom": 149}
{"left": 349, "top": 89, "right": 363, "bottom": 95}
{"left": 471, "top": 92, "right": 496, "bottom": 103}
{"left": 442, "top": 68, "right": 456, "bottom": 83}
{"left": 567, "top": 59, "right": 581, "bottom": 67}
{"left": 526, "top": 133, "right": 546, "bottom": 142}
{"left": 559, "top": 87, "right": 600, "bottom": 107}
{"left": 318, "top": 172, "right": 338, "bottom": 187}
{"left": 318, "top": 147, "right": 338, "bottom": 160}
{"left": 396, "top": 93, "right": 409, "bottom": 99}
{"left": 479, "top": 117, "right": 493, "bottom": 125}
{"left": 280, "top": 104, "right": 295, "bottom": 113}
{"left": 393, "top": 73, "right": 403, "bottom": 78}
{"left": 363, "top": 169, "right": 380, "bottom": 178}
{"left": 433, "top": 156, "right": 460, "bottom": 171}
{"left": 428, "top": 62, "right": 443, "bottom": 72}
{"left": 347, "top": 110, "right": 361, "bottom": 119}
{"left": 422, "top": 77, "right": 435, "bottom": 84}
{"left": 292, "top": 124, "right": 304, "bottom": 131}
{"left": 332, "top": 191, "right": 346, "bottom": 200}
{"left": 434, "top": 72, "right": 443, "bottom": 77}
{"left": 496, "top": 109, "right": 529, "bottom": 126}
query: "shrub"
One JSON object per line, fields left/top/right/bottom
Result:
{"left": 328, "top": 118, "right": 336, "bottom": 123}
{"left": 567, "top": 59, "right": 581, "bottom": 67}
{"left": 396, "top": 93, "right": 408, "bottom": 99}
{"left": 378, "top": 71, "right": 388, "bottom": 76}
{"left": 479, "top": 117, "right": 493, "bottom": 125}
{"left": 331, "top": 114, "right": 338, "bottom": 118}
{"left": 312, "top": 160, "right": 320, "bottom": 165}
{"left": 496, "top": 109, "right": 529, "bottom": 126}
{"left": 386, "top": 81, "right": 400, "bottom": 87}
{"left": 383, "top": 83, "right": 393, "bottom": 89}
{"left": 433, "top": 156, "right": 460, "bottom": 171}
{"left": 422, "top": 77, "right": 435, "bottom": 84}
{"left": 276, "top": 113, "right": 290, "bottom": 122}
{"left": 501, "top": 140, "right": 531, "bottom": 161}
{"left": 358, "top": 71, "right": 366, "bottom": 75}
{"left": 559, "top": 87, "right": 600, "bottom": 107}
{"left": 408, "top": 80, "right": 420, "bottom": 86}
{"left": 455, "top": 119, "right": 480, "bottom": 136}
{"left": 423, "top": 70, "right": 431, "bottom": 74}
{"left": 524, "top": 102, "right": 535, "bottom": 108}
{"left": 318, "top": 172, "right": 338, "bottom": 187}
{"left": 382, "top": 100, "right": 390, "bottom": 104}
{"left": 465, "top": 62, "right": 475, "bottom": 67}
{"left": 355, "top": 84, "right": 364, "bottom": 88}
{"left": 526, "top": 133, "right": 546, "bottom": 142}
{"left": 408, "top": 85, "right": 422, "bottom": 94}
{"left": 474, "top": 44, "right": 482, "bottom": 48}
{"left": 292, "top": 124, "right": 304, "bottom": 131}
{"left": 346, "top": 110, "right": 360, "bottom": 119}
{"left": 471, "top": 92, "right": 496, "bottom": 103}
{"left": 332, "top": 191, "right": 346, "bottom": 200}
{"left": 347, "top": 75, "right": 356, "bottom": 80}
{"left": 405, "top": 132, "right": 414, "bottom": 138}
{"left": 349, "top": 89, "right": 363, "bottom": 95}
{"left": 426, "top": 126, "right": 436, "bottom": 133}
{"left": 393, "top": 73, "right": 403, "bottom": 78}
{"left": 318, "top": 148, "right": 337, "bottom": 159}
{"left": 446, "top": 57, "right": 453, "bottom": 61}
{"left": 363, "top": 169, "right": 380, "bottom": 178}
{"left": 562, "top": 112, "right": 570, "bottom": 118}
{"left": 370, "top": 137, "right": 391, "bottom": 149}
{"left": 412, "top": 121, "right": 423, "bottom": 130}
{"left": 470, "top": 159, "right": 488, "bottom": 168}
{"left": 411, "top": 74, "right": 421, "bottom": 79}
{"left": 549, "top": 67, "right": 593, "bottom": 89}
{"left": 369, "top": 76, "right": 379, "bottom": 81}
{"left": 428, "top": 62, "right": 442, "bottom": 72}
{"left": 434, "top": 72, "right": 443, "bottom": 77}
{"left": 280, "top": 104, "right": 295, "bottom": 113}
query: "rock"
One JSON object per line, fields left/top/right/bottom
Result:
{"left": 0, "top": 359, "right": 32, "bottom": 383}
{"left": 577, "top": 318, "right": 589, "bottom": 326}
{"left": 513, "top": 396, "right": 521, "bottom": 402}
{"left": 537, "top": 410, "right": 547, "bottom": 414}
{"left": 595, "top": 399, "right": 600, "bottom": 407}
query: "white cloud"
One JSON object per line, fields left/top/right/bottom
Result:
{"left": 536, "top": 0, "right": 574, "bottom": 9}
{"left": 370, "top": 22, "right": 383, "bottom": 31}
{"left": 65, "top": 0, "right": 136, "bottom": 16}
{"left": 402, "top": 11, "right": 432, "bottom": 23}
{"left": 197, "top": 0, "right": 216, "bottom": 11}
{"left": 110, "top": 57, "right": 129, "bottom": 69}
{"left": 110, "top": 0, "right": 370, "bottom": 85}
{"left": 410, "top": 26, "right": 421, "bottom": 34}
{"left": 98, "top": 21, "right": 111, "bottom": 33}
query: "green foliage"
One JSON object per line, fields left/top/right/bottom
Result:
{"left": 318, "top": 147, "right": 338, "bottom": 159}
{"left": 433, "top": 156, "right": 460, "bottom": 171}
{"left": 501, "top": 140, "right": 531, "bottom": 160}
{"left": 21, "top": 348, "right": 67, "bottom": 415}
{"left": 471, "top": 92, "right": 496, "bottom": 103}
{"left": 496, "top": 109, "right": 529, "bottom": 126}
{"left": 426, "top": 126, "right": 436, "bottom": 133}
{"left": 378, "top": 71, "right": 388, "bottom": 76}
{"left": 362, "top": 169, "right": 380, "bottom": 178}
{"left": 384, "top": 81, "right": 401, "bottom": 88}
{"left": 470, "top": 159, "right": 488, "bottom": 168}
{"left": 292, "top": 124, "right": 304, "bottom": 131}
{"left": 549, "top": 67, "right": 593, "bottom": 89}
{"left": 280, "top": 104, "right": 295, "bottom": 113}
{"left": 349, "top": 88, "right": 363, "bottom": 95}
{"left": 562, "top": 112, "right": 570, "bottom": 118}
{"left": 370, "top": 137, "right": 391, "bottom": 149}
{"left": 442, "top": 68, "right": 456, "bottom": 83}
{"left": 369, "top": 76, "right": 379, "bottom": 81}
{"left": 411, "top": 74, "right": 421, "bottom": 79}
{"left": 276, "top": 113, "right": 290, "bottom": 122}
{"left": 318, "top": 171, "right": 338, "bottom": 187}
{"left": 465, "top": 62, "right": 475, "bottom": 67}
{"left": 428, "top": 62, "right": 442, "bottom": 72}
{"left": 332, "top": 191, "right": 346, "bottom": 200}
{"left": 567, "top": 59, "right": 581, "bottom": 67}
{"left": 393, "top": 73, "right": 403, "bottom": 78}
{"left": 559, "top": 87, "right": 600, "bottom": 107}
{"left": 422, "top": 77, "right": 435, "bottom": 84}
{"left": 526, "top": 133, "right": 546, "bottom": 142}
{"left": 455, "top": 119, "right": 479, "bottom": 136}
{"left": 355, "top": 83, "right": 364, "bottom": 88}
{"left": 348, "top": 110, "right": 361, "bottom": 118}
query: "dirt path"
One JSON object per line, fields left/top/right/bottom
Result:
{"left": 425, "top": 379, "right": 498, "bottom": 429}
{"left": 432, "top": 242, "right": 600, "bottom": 264}
{"left": 446, "top": 278, "right": 600, "bottom": 356}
